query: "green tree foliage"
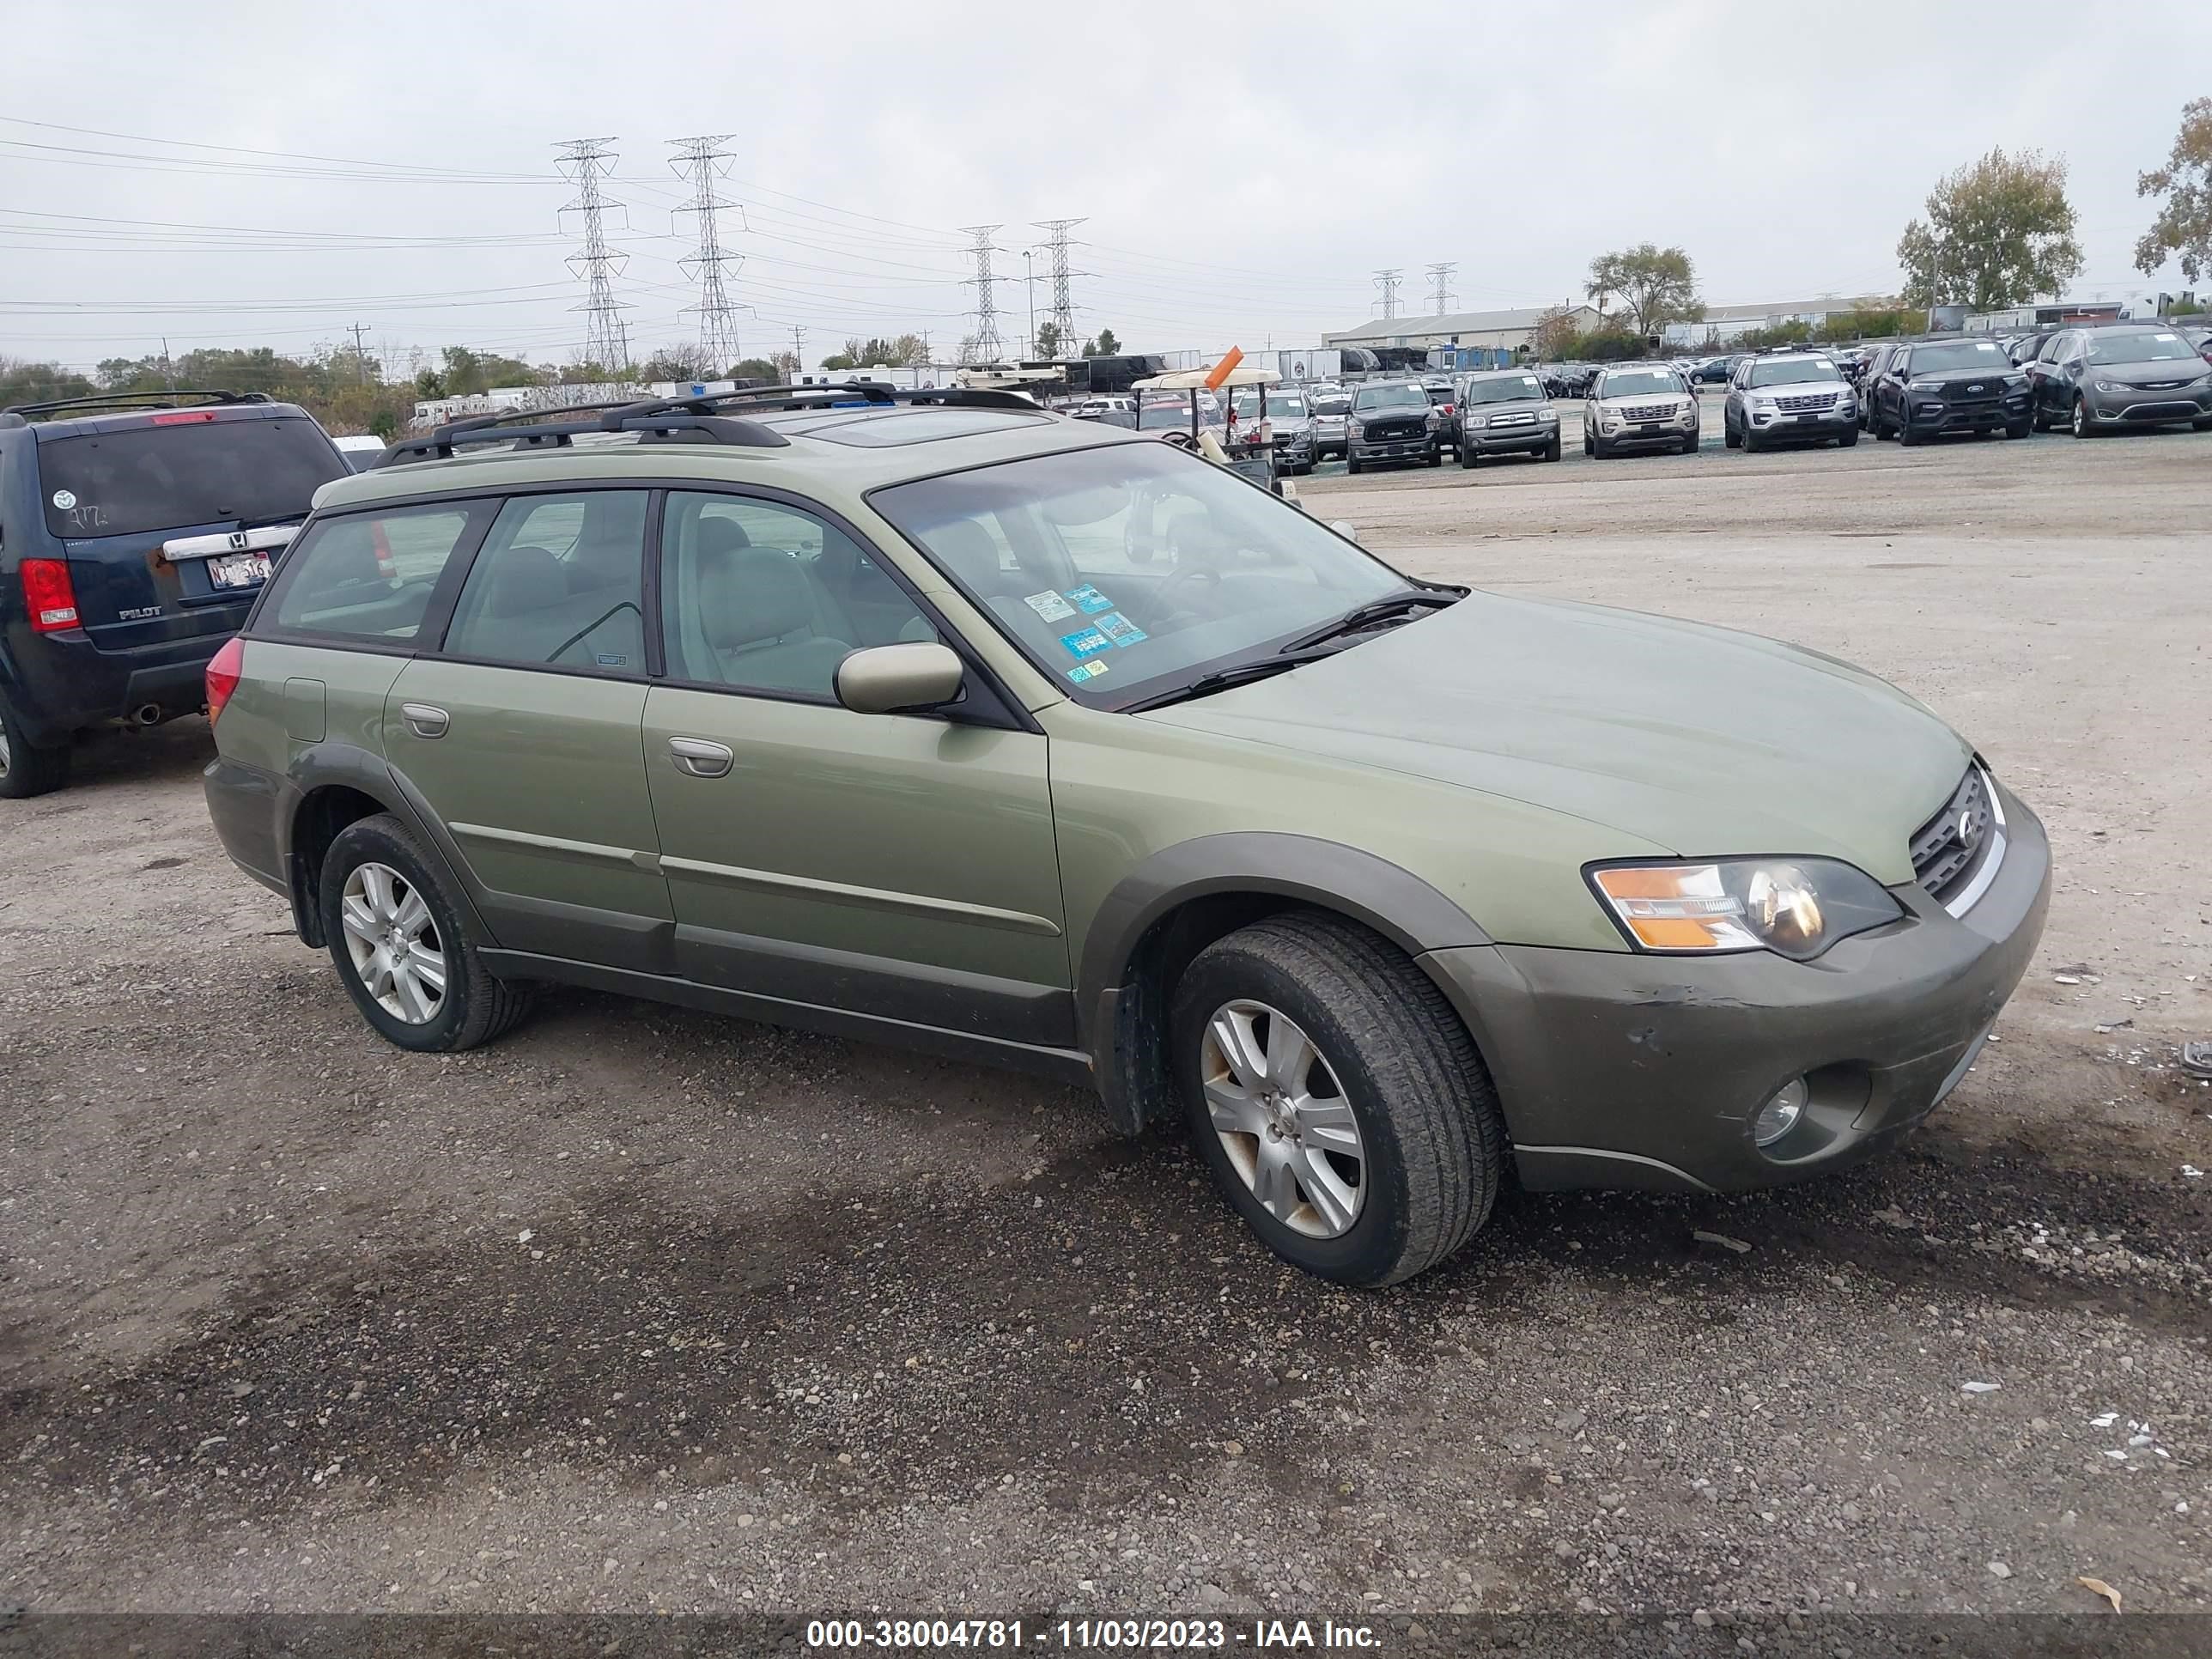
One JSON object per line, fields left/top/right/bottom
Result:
{"left": 0, "top": 356, "right": 94, "bottom": 406}
{"left": 730, "top": 357, "right": 780, "bottom": 382}
{"left": 1033, "top": 320, "right": 1063, "bottom": 358}
{"left": 2135, "top": 98, "right": 2212, "bottom": 283}
{"left": 1898, "top": 149, "right": 2083, "bottom": 311}
{"left": 1091, "top": 326, "right": 1121, "bottom": 356}
{"left": 817, "top": 351, "right": 859, "bottom": 371}
{"left": 1586, "top": 246, "right": 1704, "bottom": 337}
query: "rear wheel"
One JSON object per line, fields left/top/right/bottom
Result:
{"left": 319, "top": 813, "right": 532, "bottom": 1053}
{"left": 1172, "top": 914, "right": 1505, "bottom": 1287}
{"left": 0, "top": 699, "right": 71, "bottom": 800}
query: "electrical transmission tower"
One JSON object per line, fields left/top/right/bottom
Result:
{"left": 668, "top": 136, "right": 748, "bottom": 372}
{"left": 1373, "top": 268, "right": 1403, "bottom": 320}
{"left": 1033, "top": 218, "right": 1086, "bottom": 355}
{"left": 1425, "top": 262, "right": 1457, "bottom": 316}
{"left": 555, "top": 137, "right": 631, "bottom": 372}
{"left": 960, "top": 225, "right": 1005, "bottom": 365}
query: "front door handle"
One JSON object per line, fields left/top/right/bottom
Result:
{"left": 668, "top": 736, "right": 734, "bottom": 779}
{"left": 400, "top": 702, "right": 450, "bottom": 739}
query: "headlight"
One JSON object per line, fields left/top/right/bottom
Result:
{"left": 1539, "top": 404, "right": 1558, "bottom": 421}
{"left": 1908, "top": 377, "right": 1948, "bottom": 392}
{"left": 1463, "top": 413, "right": 1486, "bottom": 428}
{"left": 2002, "top": 374, "right": 2027, "bottom": 389}
{"left": 1748, "top": 395, "right": 1776, "bottom": 409}
{"left": 2094, "top": 380, "right": 2123, "bottom": 393}
{"left": 1587, "top": 858, "right": 1904, "bottom": 960}
{"left": 1348, "top": 418, "right": 1366, "bottom": 433}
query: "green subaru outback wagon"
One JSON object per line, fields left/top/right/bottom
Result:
{"left": 204, "top": 385, "right": 2050, "bottom": 1286}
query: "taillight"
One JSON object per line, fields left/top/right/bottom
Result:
{"left": 20, "top": 558, "right": 81, "bottom": 632}
{"left": 150, "top": 410, "right": 219, "bottom": 425}
{"left": 204, "top": 636, "right": 246, "bottom": 726}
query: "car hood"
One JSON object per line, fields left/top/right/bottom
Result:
{"left": 2088, "top": 361, "right": 2205, "bottom": 385}
{"left": 1744, "top": 376, "right": 1847, "bottom": 393}
{"left": 1139, "top": 592, "right": 1970, "bottom": 884}
{"left": 1595, "top": 391, "right": 1690, "bottom": 410}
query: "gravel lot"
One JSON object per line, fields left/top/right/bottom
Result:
{"left": 3, "top": 418, "right": 2206, "bottom": 1639}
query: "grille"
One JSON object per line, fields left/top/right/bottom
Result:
{"left": 2119, "top": 400, "right": 2200, "bottom": 421}
{"left": 1775, "top": 391, "right": 1838, "bottom": 413}
{"left": 1620, "top": 403, "right": 1676, "bottom": 422}
{"left": 1942, "top": 379, "right": 2003, "bottom": 404}
{"left": 1910, "top": 767, "right": 1996, "bottom": 908}
{"left": 1489, "top": 410, "right": 1536, "bottom": 425}
{"left": 1363, "top": 419, "right": 1425, "bottom": 441}
{"left": 2131, "top": 379, "right": 2189, "bottom": 390}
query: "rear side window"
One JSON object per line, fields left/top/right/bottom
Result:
{"left": 38, "top": 416, "right": 345, "bottom": 539}
{"left": 268, "top": 503, "right": 477, "bottom": 641}
{"left": 442, "top": 491, "right": 648, "bottom": 673}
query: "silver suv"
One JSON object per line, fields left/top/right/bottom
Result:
{"left": 1583, "top": 362, "right": 1699, "bottom": 459}
{"left": 1723, "top": 352, "right": 1860, "bottom": 453}
{"left": 1451, "top": 369, "right": 1561, "bottom": 466}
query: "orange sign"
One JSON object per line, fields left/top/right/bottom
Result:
{"left": 1202, "top": 347, "right": 1245, "bottom": 392}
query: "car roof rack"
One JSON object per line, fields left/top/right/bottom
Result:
{"left": 376, "top": 382, "right": 1042, "bottom": 467}
{"left": 0, "top": 387, "right": 272, "bottom": 424}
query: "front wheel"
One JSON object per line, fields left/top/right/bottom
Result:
{"left": 1458, "top": 443, "right": 1478, "bottom": 470}
{"left": 2070, "top": 395, "right": 2093, "bottom": 439}
{"left": 1723, "top": 419, "right": 1741, "bottom": 449}
{"left": 1541, "top": 433, "right": 1561, "bottom": 461}
{"left": 1838, "top": 428, "right": 1860, "bottom": 447}
{"left": 0, "top": 699, "right": 71, "bottom": 800}
{"left": 319, "top": 813, "right": 532, "bottom": 1053}
{"left": 1897, "top": 414, "right": 1922, "bottom": 446}
{"left": 1172, "top": 914, "right": 1505, "bottom": 1287}
{"left": 2004, "top": 419, "right": 2031, "bottom": 440}
{"left": 1425, "top": 448, "right": 1443, "bottom": 467}
{"left": 1741, "top": 427, "right": 1761, "bottom": 454}
{"left": 1345, "top": 457, "right": 1362, "bottom": 475}
{"left": 1680, "top": 431, "right": 1698, "bottom": 455}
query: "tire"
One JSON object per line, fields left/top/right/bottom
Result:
{"left": 2193, "top": 416, "right": 2212, "bottom": 433}
{"left": 1897, "top": 414, "right": 1921, "bottom": 447}
{"left": 1723, "top": 419, "right": 1741, "bottom": 449}
{"left": 1171, "top": 914, "right": 1505, "bottom": 1288}
{"left": 1541, "top": 433, "right": 1561, "bottom": 461}
{"left": 1425, "top": 448, "right": 1443, "bottom": 467}
{"left": 2003, "top": 419, "right": 2031, "bottom": 440}
{"left": 2070, "top": 395, "right": 2093, "bottom": 439}
{"left": 318, "top": 813, "right": 532, "bottom": 1053}
{"left": 2031, "top": 403, "right": 2052, "bottom": 432}
{"left": 1680, "top": 431, "right": 1698, "bottom": 455}
{"left": 1838, "top": 428, "right": 1860, "bottom": 447}
{"left": 1458, "top": 443, "right": 1478, "bottom": 470}
{"left": 1582, "top": 428, "right": 1595, "bottom": 457}
{"left": 1345, "top": 458, "right": 1362, "bottom": 476}
{"left": 0, "top": 697, "right": 71, "bottom": 800}
{"left": 1741, "top": 427, "right": 1761, "bottom": 454}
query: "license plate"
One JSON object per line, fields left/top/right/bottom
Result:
{"left": 208, "top": 550, "right": 271, "bottom": 589}
{"left": 1633, "top": 422, "right": 1663, "bottom": 433}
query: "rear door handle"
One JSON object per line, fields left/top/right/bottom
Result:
{"left": 668, "top": 736, "right": 734, "bottom": 779}
{"left": 400, "top": 702, "right": 450, "bottom": 739}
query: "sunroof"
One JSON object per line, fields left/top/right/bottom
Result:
{"left": 800, "top": 409, "right": 1047, "bottom": 447}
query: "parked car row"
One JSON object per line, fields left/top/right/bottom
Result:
{"left": 1844, "top": 324, "right": 2212, "bottom": 442}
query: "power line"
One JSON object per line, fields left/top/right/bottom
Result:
{"left": 555, "top": 138, "right": 630, "bottom": 371}
{"left": 1033, "top": 218, "right": 1086, "bottom": 353}
{"left": 1374, "top": 268, "right": 1403, "bottom": 320}
{"left": 960, "top": 225, "right": 1005, "bottom": 365}
{"left": 1425, "top": 261, "right": 1457, "bottom": 315}
{"left": 346, "top": 321, "right": 373, "bottom": 382}
{"left": 667, "top": 135, "right": 748, "bottom": 371}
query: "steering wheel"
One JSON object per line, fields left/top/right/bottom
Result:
{"left": 1157, "top": 558, "right": 1226, "bottom": 611}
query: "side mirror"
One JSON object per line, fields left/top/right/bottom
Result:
{"left": 835, "top": 641, "right": 963, "bottom": 714}
{"left": 1328, "top": 520, "right": 1358, "bottom": 541}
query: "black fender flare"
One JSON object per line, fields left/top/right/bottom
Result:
{"left": 1076, "top": 832, "right": 1490, "bottom": 1133}
{"left": 279, "top": 742, "right": 495, "bottom": 951}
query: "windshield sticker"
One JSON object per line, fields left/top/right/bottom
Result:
{"left": 1066, "top": 660, "right": 1110, "bottom": 684}
{"left": 1059, "top": 626, "right": 1114, "bottom": 659}
{"left": 51, "top": 489, "right": 77, "bottom": 511}
{"left": 1065, "top": 583, "right": 1115, "bottom": 613}
{"left": 1023, "top": 590, "right": 1077, "bottom": 622}
{"left": 1093, "top": 611, "right": 1148, "bottom": 648}
{"left": 2154, "top": 333, "right": 2179, "bottom": 343}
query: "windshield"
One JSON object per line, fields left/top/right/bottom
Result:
{"left": 1138, "top": 402, "right": 1212, "bottom": 429}
{"left": 38, "top": 415, "right": 345, "bottom": 540}
{"left": 871, "top": 441, "right": 1410, "bottom": 708}
{"left": 2085, "top": 331, "right": 2197, "bottom": 364}
{"left": 1746, "top": 358, "right": 1842, "bottom": 387}
{"left": 1352, "top": 383, "right": 1425, "bottom": 410}
{"left": 1311, "top": 397, "right": 1351, "bottom": 416}
{"left": 1599, "top": 369, "right": 1682, "bottom": 399}
{"left": 1462, "top": 374, "right": 1544, "bottom": 404}
{"left": 1231, "top": 394, "right": 1310, "bottom": 419}
{"left": 1908, "top": 340, "right": 2008, "bottom": 374}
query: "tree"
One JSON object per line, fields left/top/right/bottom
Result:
{"left": 1585, "top": 246, "right": 1703, "bottom": 338}
{"left": 1897, "top": 148, "right": 2082, "bottom": 311}
{"left": 1033, "top": 320, "right": 1063, "bottom": 358}
{"left": 772, "top": 350, "right": 800, "bottom": 376}
{"left": 817, "top": 351, "right": 858, "bottom": 371}
{"left": 730, "top": 357, "right": 779, "bottom": 382}
{"left": 2136, "top": 98, "right": 2212, "bottom": 283}
{"left": 635, "top": 341, "right": 717, "bottom": 384}
{"left": 0, "top": 356, "right": 94, "bottom": 405}
{"left": 1091, "top": 326, "right": 1121, "bottom": 356}
{"left": 887, "top": 333, "right": 929, "bottom": 368}
{"left": 1530, "top": 307, "right": 1584, "bottom": 359}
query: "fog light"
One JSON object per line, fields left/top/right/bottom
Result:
{"left": 1753, "top": 1078, "right": 1808, "bottom": 1147}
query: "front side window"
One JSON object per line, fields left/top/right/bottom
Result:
{"left": 659, "top": 491, "right": 931, "bottom": 698}
{"left": 872, "top": 441, "right": 1408, "bottom": 708}
{"left": 267, "top": 502, "right": 480, "bottom": 641}
{"left": 441, "top": 491, "right": 647, "bottom": 672}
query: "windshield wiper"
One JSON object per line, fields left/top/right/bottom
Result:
{"left": 1279, "top": 588, "right": 1460, "bottom": 654}
{"left": 1119, "top": 652, "right": 1333, "bottom": 712}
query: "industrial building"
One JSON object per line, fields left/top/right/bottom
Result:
{"left": 1324, "top": 305, "right": 1601, "bottom": 354}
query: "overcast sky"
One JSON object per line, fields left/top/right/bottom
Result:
{"left": 3, "top": 0, "right": 2207, "bottom": 374}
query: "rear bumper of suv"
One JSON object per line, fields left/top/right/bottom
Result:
{"left": 1420, "top": 781, "right": 2051, "bottom": 1195}
{"left": 1, "top": 623, "right": 232, "bottom": 745}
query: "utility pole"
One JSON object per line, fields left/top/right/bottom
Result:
{"left": 960, "top": 225, "right": 1004, "bottom": 366}
{"left": 554, "top": 137, "right": 630, "bottom": 374}
{"left": 1425, "top": 262, "right": 1456, "bottom": 317}
{"left": 346, "top": 322, "right": 374, "bottom": 383}
{"left": 668, "top": 135, "right": 747, "bottom": 373}
{"left": 1373, "top": 268, "right": 1403, "bottom": 321}
{"left": 787, "top": 325, "right": 806, "bottom": 376}
{"left": 1023, "top": 250, "right": 1036, "bottom": 358}
{"left": 1033, "top": 218, "right": 1085, "bottom": 357}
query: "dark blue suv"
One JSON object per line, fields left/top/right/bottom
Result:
{"left": 0, "top": 391, "right": 347, "bottom": 796}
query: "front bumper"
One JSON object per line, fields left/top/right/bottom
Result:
{"left": 1421, "top": 781, "right": 2051, "bottom": 1194}
{"left": 1346, "top": 434, "right": 1434, "bottom": 465}
{"left": 1903, "top": 392, "right": 2030, "bottom": 434}
{"left": 1463, "top": 417, "right": 1559, "bottom": 452}
{"left": 1595, "top": 418, "right": 1697, "bottom": 450}
{"left": 2087, "top": 386, "right": 2212, "bottom": 426}
{"left": 1747, "top": 404, "right": 1856, "bottom": 437}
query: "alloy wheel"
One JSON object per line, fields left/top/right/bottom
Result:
{"left": 1200, "top": 999, "right": 1365, "bottom": 1238}
{"left": 2072, "top": 396, "right": 2087, "bottom": 438}
{"left": 339, "top": 860, "right": 447, "bottom": 1024}
{"left": 0, "top": 718, "right": 11, "bottom": 781}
